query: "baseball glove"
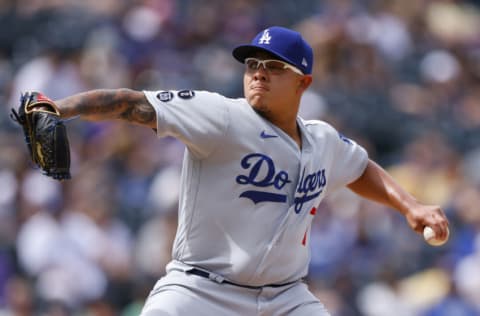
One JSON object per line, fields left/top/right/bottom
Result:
{"left": 10, "top": 92, "right": 71, "bottom": 180}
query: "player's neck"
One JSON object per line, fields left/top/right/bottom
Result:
{"left": 252, "top": 100, "right": 302, "bottom": 148}
{"left": 268, "top": 114, "right": 302, "bottom": 149}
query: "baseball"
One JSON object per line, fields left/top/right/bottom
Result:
{"left": 423, "top": 226, "right": 449, "bottom": 246}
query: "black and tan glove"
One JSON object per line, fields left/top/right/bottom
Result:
{"left": 11, "top": 92, "right": 71, "bottom": 180}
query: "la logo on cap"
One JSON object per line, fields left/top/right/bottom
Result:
{"left": 258, "top": 29, "right": 271, "bottom": 44}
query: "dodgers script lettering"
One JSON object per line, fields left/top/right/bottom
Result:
{"left": 294, "top": 168, "right": 326, "bottom": 213}
{"left": 236, "top": 153, "right": 290, "bottom": 204}
{"left": 236, "top": 153, "right": 328, "bottom": 213}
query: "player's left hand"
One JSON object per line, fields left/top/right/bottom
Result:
{"left": 10, "top": 91, "right": 71, "bottom": 180}
{"left": 404, "top": 203, "right": 449, "bottom": 241}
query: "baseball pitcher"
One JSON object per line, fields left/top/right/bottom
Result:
{"left": 12, "top": 26, "right": 449, "bottom": 316}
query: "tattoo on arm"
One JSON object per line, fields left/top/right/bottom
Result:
{"left": 58, "top": 88, "right": 156, "bottom": 128}
{"left": 119, "top": 100, "right": 156, "bottom": 125}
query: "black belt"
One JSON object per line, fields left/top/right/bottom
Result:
{"left": 187, "top": 268, "right": 300, "bottom": 290}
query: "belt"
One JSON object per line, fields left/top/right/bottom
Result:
{"left": 187, "top": 268, "right": 300, "bottom": 290}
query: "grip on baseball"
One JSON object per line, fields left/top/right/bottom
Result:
{"left": 423, "top": 226, "right": 449, "bottom": 246}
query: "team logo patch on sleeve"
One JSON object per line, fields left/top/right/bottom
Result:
{"left": 156, "top": 91, "right": 174, "bottom": 102}
{"left": 178, "top": 90, "right": 195, "bottom": 99}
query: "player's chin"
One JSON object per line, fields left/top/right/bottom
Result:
{"left": 250, "top": 102, "right": 270, "bottom": 117}
{"left": 248, "top": 98, "right": 264, "bottom": 109}
{"left": 247, "top": 93, "right": 267, "bottom": 107}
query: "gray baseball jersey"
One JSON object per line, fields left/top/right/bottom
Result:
{"left": 144, "top": 90, "right": 368, "bottom": 287}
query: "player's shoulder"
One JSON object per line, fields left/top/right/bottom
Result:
{"left": 300, "top": 117, "right": 338, "bottom": 135}
{"left": 192, "top": 90, "right": 242, "bottom": 101}
{"left": 147, "top": 89, "right": 244, "bottom": 105}
{"left": 301, "top": 117, "right": 359, "bottom": 147}
{"left": 190, "top": 91, "right": 249, "bottom": 107}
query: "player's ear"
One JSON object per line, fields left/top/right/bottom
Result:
{"left": 297, "top": 75, "right": 312, "bottom": 91}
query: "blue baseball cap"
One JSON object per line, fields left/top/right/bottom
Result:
{"left": 232, "top": 26, "right": 313, "bottom": 75}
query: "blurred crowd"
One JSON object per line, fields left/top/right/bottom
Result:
{"left": 1, "top": 0, "right": 480, "bottom": 315}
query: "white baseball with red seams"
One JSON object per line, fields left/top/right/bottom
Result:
{"left": 423, "top": 226, "right": 450, "bottom": 246}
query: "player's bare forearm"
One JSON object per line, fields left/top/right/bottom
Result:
{"left": 55, "top": 88, "right": 156, "bottom": 128}
{"left": 347, "top": 160, "right": 418, "bottom": 215}
{"left": 347, "top": 160, "right": 449, "bottom": 237}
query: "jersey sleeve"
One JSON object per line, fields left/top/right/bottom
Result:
{"left": 143, "top": 90, "right": 230, "bottom": 158}
{"left": 324, "top": 124, "right": 369, "bottom": 193}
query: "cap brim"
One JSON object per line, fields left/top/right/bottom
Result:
{"left": 232, "top": 45, "right": 294, "bottom": 66}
